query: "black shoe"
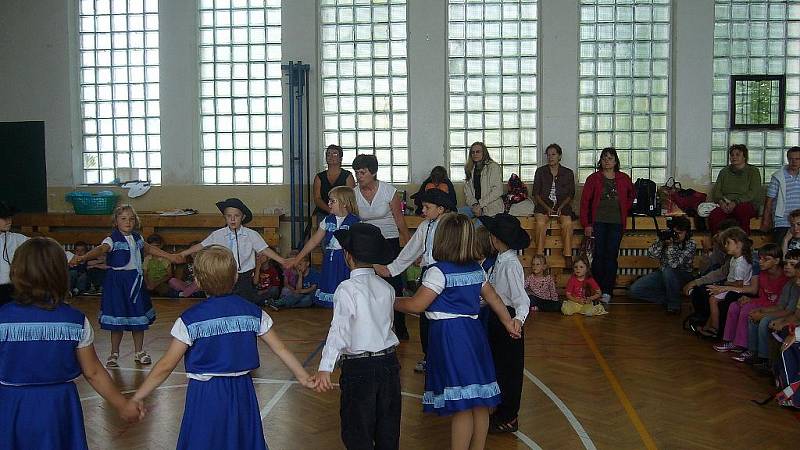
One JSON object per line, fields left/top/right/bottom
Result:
{"left": 396, "top": 328, "right": 410, "bottom": 341}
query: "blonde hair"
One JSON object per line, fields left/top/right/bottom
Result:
{"left": 111, "top": 204, "right": 141, "bottom": 231}
{"left": 464, "top": 141, "right": 495, "bottom": 181}
{"left": 473, "top": 226, "right": 497, "bottom": 260}
{"left": 193, "top": 245, "right": 238, "bottom": 297}
{"left": 432, "top": 213, "right": 481, "bottom": 264}
{"left": 328, "top": 186, "right": 359, "bottom": 216}
{"left": 11, "top": 237, "right": 69, "bottom": 309}
{"left": 531, "top": 254, "right": 550, "bottom": 276}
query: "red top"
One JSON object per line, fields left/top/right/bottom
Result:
{"left": 565, "top": 275, "right": 601, "bottom": 300}
{"left": 579, "top": 171, "right": 636, "bottom": 230}
{"left": 752, "top": 271, "right": 789, "bottom": 307}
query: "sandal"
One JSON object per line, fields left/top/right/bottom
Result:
{"left": 489, "top": 416, "right": 518, "bottom": 434}
{"left": 105, "top": 352, "right": 119, "bottom": 368}
{"left": 698, "top": 327, "right": 717, "bottom": 338}
{"left": 134, "top": 351, "right": 152, "bottom": 365}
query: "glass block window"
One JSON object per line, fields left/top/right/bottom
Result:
{"left": 712, "top": 0, "right": 800, "bottom": 181}
{"left": 578, "top": 0, "right": 671, "bottom": 183}
{"left": 447, "top": 0, "right": 539, "bottom": 183}
{"left": 320, "top": 0, "right": 409, "bottom": 183}
{"left": 78, "top": 0, "right": 161, "bottom": 184}
{"left": 199, "top": 0, "right": 283, "bottom": 184}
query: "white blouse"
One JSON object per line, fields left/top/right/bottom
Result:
{"left": 355, "top": 181, "right": 399, "bottom": 239}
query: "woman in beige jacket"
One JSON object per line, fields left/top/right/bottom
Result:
{"left": 463, "top": 142, "right": 505, "bottom": 217}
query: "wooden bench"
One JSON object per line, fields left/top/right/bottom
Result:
{"left": 11, "top": 213, "right": 281, "bottom": 248}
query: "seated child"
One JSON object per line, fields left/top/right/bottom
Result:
{"left": 169, "top": 241, "right": 202, "bottom": 298}
{"left": 143, "top": 234, "right": 175, "bottom": 297}
{"left": 525, "top": 254, "right": 561, "bottom": 312}
{"left": 270, "top": 257, "right": 319, "bottom": 310}
{"left": 69, "top": 241, "right": 90, "bottom": 295}
{"left": 256, "top": 253, "right": 283, "bottom": 303}
{"left": 129, "top": 245, "right": 315, "bottom": 449}
{"left": 561, "top": 255, "right": 607, "bottom": 316}
{"left": 85, "top": 253, "right": 108, "bottom": 294}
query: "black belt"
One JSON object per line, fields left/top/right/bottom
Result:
{"left": 340, "top": 346, "right": 396, "bottom": 361}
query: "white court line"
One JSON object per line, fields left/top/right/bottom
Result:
{"left": 524, "top": 369, "right": 597, "bottom": 450}
{"left": 513, "top": 431, "right": 543, "bottom": 450}
{"left": 259, "top": 382, "right": 293, "bottom": 420}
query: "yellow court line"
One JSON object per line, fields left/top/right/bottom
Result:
{"left": 574, "top": 317, "right": 659, "bottom": 450}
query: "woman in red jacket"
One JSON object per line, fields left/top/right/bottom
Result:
{"left": 579, "top": 147, "right": 635, "bottom": 305}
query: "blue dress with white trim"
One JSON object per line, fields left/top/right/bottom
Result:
{"left": 315, "top": 213, "right": 359, "bottom": 308}
{"left": 99, "top": 230, "right": 155, "bottom": 331}
{"left": 176, "top": 294, "right": 268, "bottom": 450}
{"left": 0, "top": 302, "right": 89, "bottom": 450}
{"left": 423, "top": 261, "right": 501, "bottom": 416}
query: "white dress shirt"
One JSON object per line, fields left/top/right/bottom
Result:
{"left": 0, "top": 232, "right": 29, "bottom": 284}
{"left": 318, "top": 268, "right": 399, "bottom": 372}
{"left": 487, "top": 249, "right": 530, "bottom": 324}
{"left": 387, "top": 217, "right": 439, "bottom": 276}
{"left": 201, "top": 226, "right": 269, "bottom": 273}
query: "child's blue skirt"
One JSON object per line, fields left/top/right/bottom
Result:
{"left": 0, "top": 382, "right": 88, "bottom": 450}
{"left": 315, "top": 248, "right": 349, "bottom": 308}
{"left": 177, "top": 375, "right": 268, "bottom": 450}
{"left": 423, "top": 316, "right": 501, "bottom": 416}
{"left": 99, "top": 269, "right": 155, "bottom": 331}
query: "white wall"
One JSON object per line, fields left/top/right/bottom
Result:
{"left": 0, "top": 0, "right": 720, "bottom": 203}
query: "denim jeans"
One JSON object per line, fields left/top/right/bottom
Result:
{"left": 628, "top": 267, "right": 694, "bottom": 310}
{"left": 339, "top": 353, "right": 401, "bottom": 450}
{"left": 591, "top": 222, "right": 623, "bottom": 295}
{"left": 748, "top": 313, "right": 783, "bottom": 359}
{"left": 69, "top": 269, "right": 89, "bottom": 293}
{"left": 274, "top": 292, "right": 314, "bottom": 308}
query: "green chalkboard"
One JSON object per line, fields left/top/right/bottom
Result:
{"left": 0, "top": 121, "right": 47, "bottom": 212}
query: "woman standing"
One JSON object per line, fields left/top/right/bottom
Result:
{"left": 708, "top": 144, "right": 762, "bottom": 233}
{"left": 532, "top": 143, "right": 576, "bottom": 261}
{"left": 313, "top": 144, "right": 356, "bottom": 224}
{"left": 579, "top": 147, "right": 635, "bottom": 305}
{"left": 352, "top": 154, "right": 412, "bottom": 339}
{"left": 463, "top": 142, "right": 505, "bottom": 217}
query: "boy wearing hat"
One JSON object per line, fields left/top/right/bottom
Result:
{"left": 478, "top": 213, "right": 530, "bottom": 434}
{"left": 376, "top": 188, "right": 456, "bottom": 373}
{"left": 313, "top": 222, "right": 401, "bottom": 450}
{"left": 0, "top": 202, "right": 28, "bottom": 305}
{"left": 180, "top": 198, "right": 287, "bottom": 304}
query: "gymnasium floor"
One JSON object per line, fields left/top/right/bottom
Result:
{"left": 72, "top": 297, "right": 798, "bottom": 450}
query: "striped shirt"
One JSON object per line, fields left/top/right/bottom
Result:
{"left": 767, "top": 166, "right": 800, "bottom": 228}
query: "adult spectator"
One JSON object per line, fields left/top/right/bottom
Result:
{"left": 313, "top": 144, "right": 355, "bottom": 223}
{"left": 708, "top": 144, "right": 762, "bottom": 233}
{"left": 761, "top": 146, "right": 800, "bottom": 244}
{"left": 579, "top": 147, "right": 635, "bottom": 305}
{"left": 352, "top": 154, "right": 411, "bottom": 340}
{"left": 532, "top": 143, "right": 576, "bottom": 261}
{"left": 628, "top": 216, "right": 696, "bottom": 314}
{"left": 463, "top": 141, "right": 505, "bottom": 217}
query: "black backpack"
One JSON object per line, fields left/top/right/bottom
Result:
{"left": 631, "top": 178, "right": 659, "bottom": 217}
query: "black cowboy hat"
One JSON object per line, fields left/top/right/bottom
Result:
{"left": 478, "top": 213, "right": 531, "bottom": 250}
{"left": 0, "top": 201, "right": 19, "bottom": 219}
{"left": 215, "top": 198, "right": 253, "bottom": 225}
{"left": 334, "top": 222, "right": 394, "bottom": 265}
{"left": 414, "top": 188, "right": 456, "bottom": 212}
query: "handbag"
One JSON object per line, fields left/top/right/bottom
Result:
{"left": 579, "top": 235, "right": 595, "bottom": 263}
{"left": 662, "top": 177, "right": 707, "bottom": 215}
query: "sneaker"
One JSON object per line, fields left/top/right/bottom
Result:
{"left": 106, "top": 352, "right": 119, "bottom": 368}
{"left": 713, "top": 341, "right": 741, "bottom": 353}
{"left": 731, "top": 351, "right": 755, "bottom": 363}
{"left": 600, "top": 294, "right": 611, "bottom": 304}
{"left": 414, "top": 360, "right": 426, "bottom": 373}
{"left": 134, "top": 351, "right": 152, "bottom": 365}
{"left": 71, "top": 287, "right": 80, "bottom": 296}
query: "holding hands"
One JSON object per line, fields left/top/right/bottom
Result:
{"left": 504, "top": 318, "right": 523, "bottom": 339}
{"left": 312, "top": 371, "right": 333, "bottom": 393}
{"left": 119, "top": 398, "right": 146, "bottom": 423}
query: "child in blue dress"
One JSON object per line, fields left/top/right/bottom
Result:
{"left": 395, "top": 212, "right": 521, "bottom": 450}
{"left": 129, "top": 245, "right": 316, "bottom": 450}
{"left": 290, "top": 186, "right": 359, "bottom": 307}
{"left": 0, "top": 237, "right": 142, "bottom": 450}
{"left": 70, "top": 205, "right": 182, "bottom": 367}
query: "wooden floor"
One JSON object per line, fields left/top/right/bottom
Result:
{"left": 70, "top": 297, "right": 799, "bottom": 450}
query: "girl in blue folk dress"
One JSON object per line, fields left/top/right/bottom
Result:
{"left": 130, "top": 245, "right": 315, "bottom": 450}
{"left": 290, "top": 186, "right": 359, "bottom": 307}
{"left": 0, "top": 238, "right": 142, "bottom": 450}
{"left": 395, "top": 213, "right": 521, "bottom": 450}
{"left": 70, "top": 205, "right": 181, "bottom": 368}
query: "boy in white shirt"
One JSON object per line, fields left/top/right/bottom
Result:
{"left": 314, "top": 222, "right": 401, "bottom": 450}
{"left": 0, "top": 202, "right": 28, "bottom": 305}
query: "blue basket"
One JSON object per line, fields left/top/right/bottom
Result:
{"left": 66, "top": 191, "right": 119, "bottom": 215}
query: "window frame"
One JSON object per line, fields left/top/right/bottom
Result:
{"left": 729, "top": 74, "right": 786, "bottom": 130}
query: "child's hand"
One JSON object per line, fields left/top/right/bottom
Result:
{"left": 68, "top": 255, "right": 81, "bottom": 267}
{"left": 300, "top": 375, "right": 318, "bottom": 390}
{"left": 120, "top": 399, "right": 146, "bottom": 423}
{"left": 373, "top": 264, "right": 391, "bottom": 278}
{"left": 284, "top": 257, "right": 296, "bottom": 269}
{"left": 749, "top": 309, "right": 763, "bottom": 322}
{"left": 783, "top": 333, "right": 796, "bottom": 351}
{"left": 168, "top": 253, "right": 184, "bottom": 264}
{"left": 706, "top": 285, "right": 727, "bottom": 296}
{"left": 313, "top": 371, "right": 333, "bottom": 393}
{"left": 769, "top": 319, "right": 784, "bottom": 331}
{"left": 504, "top": 319, "right": 522, "bottom": 339}
{"left": 737, "top": 297, "right": 751, "bottom": 305}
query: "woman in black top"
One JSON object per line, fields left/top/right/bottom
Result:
{"left": 313, "top": 144, "right": 356, "bottom": 222}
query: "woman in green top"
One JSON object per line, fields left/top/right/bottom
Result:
{"left": 709, "top": 144, "right": 762, "bottom": 233}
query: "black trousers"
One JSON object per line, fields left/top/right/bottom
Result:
{"left": 233, "top": 270, "right": 259, "bottom": 304}
{"left": 529, "top": 294, "right": 562, "bottom": 312}
{"left": 383, "top": 238, "right": 407, "bottom": 336}
{"left": 340, "top": 353, "right": 402, "bottom": 450}
{"left": 0, "top": 283, "right": 13, "bottom": 306}
{"left": 690, "top": 286, "right": 742, "bottom": 333}
{"left": 487, "top": 305, "right": 524, "bottom": 422}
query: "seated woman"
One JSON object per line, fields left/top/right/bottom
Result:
{"left": 628, "top": 216, "right": 696, "bottom": 314}
{"left": 532, "top": 143, "right": 576, "bottom": 261}
{"left": 708, "top": 144, "right": 762, "bottom": 233}
{"left": 462, "top": 141, "right": 505, "bottom": 217}
{"left": 313, "top": 144, "right": 355, "bottom": 224}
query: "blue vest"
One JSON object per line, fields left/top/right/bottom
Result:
{"left": 106, "top": 229, "right": 145, "bottom": 269}
{"left": 0, "top": 302, "right": 85, "bottom": 385}
{"left": 427, "top": 261, "right": 484, "bottom": 316}
{"left": 322, "top": 213, "right": 360, "bottom": 250}
{"left": 181, "top": 295, "right": 263, "bottom": 375}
